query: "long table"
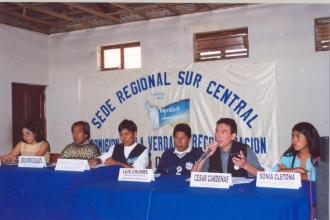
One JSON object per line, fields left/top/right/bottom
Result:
{"left": 0, "top": 165, "right": 314, "bottom": 220}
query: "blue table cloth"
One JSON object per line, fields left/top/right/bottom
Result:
{"left": 0, "top": 165, "right": 314, "bottom": 220}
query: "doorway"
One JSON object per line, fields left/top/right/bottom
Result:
{"left": 11, "top": 82, "right": 46, "bottom": 147}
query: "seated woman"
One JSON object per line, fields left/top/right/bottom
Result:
{"left": 60, "top": 121, "right": 101, "bottom": 160}
{"left": 272, "top": 122, "right": 320, "bottom": 181}
{"left": 0, "top": 122, "right": 50, "bottom": 163}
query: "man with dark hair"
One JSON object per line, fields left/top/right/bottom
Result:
{"left": 61, "top": 121, "right": 101, "bottom": 160}
{"left": 192, "top": 118, "right": 263, "bottom": 177}
{"left": 90, "top": 119, "right": 149, "bottom": 168}
{"left": 156, "top": 123, "right": 203, "bottom": 175}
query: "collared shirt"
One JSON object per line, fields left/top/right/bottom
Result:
{"left": 99, "top": 142, "right": 149, "bottom": 169}
{"left": 173, "top": 145, "right": 192, "bottom": 159}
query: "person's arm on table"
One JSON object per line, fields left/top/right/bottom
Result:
{"left": 0, "top": 142, "right": 22, "bottom": 162}
{"left": 277, "top": 163, "right": 308, "bottom": 180}
{"left": 88, "top": 158, "right": 102, "bottom": 166}
{"left": 104, "top": 157, "right": 132, "bottom": 168}
{"left": 89, "top": 146, "right": 115, "bottom": 166}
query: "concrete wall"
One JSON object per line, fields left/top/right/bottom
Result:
{"left": 47, "top": 4, "right": 329, "bottom": 157}
{"left": 0, "top": 4, "right": 328, "bottom": 160}
{"left": 0, "top": 24, "right": 48, "bottom": 154}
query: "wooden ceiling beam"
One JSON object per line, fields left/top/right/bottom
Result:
{"left": 65, "top": 3, "right": 121, "bottom": 24}
{"left": 0, "top": 16, "right": 49, "bottom": 34}
{"left": 157, "top": 4, "right": 181, "bottom": 15}
{"left": 0, "top": 2, "right": 44, "bottom": 13}
{"left": 14, "top": 3, "right": 74, "bottom": 22}
{"left": 13, "top": 3, "right": 94, "bottom": 29}
{"left": 6, "top": 11, "right": 52, "bottom": 26}
{"left": 111, "top": 3, "right": 149, "bottom": 20}
{"left": 203, "top": 4, "right": 216, "bottom": 10}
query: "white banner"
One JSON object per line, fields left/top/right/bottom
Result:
{"left": 79, "top": 61, "right": 279, "bottom": 169}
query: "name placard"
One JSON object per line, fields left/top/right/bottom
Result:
{"left": 190, "top": 172, "right": 232, "bottom": 189}
{"left": 55, "top": 159, "right": 90, "bottom": 172}
{"left": 18, "top": 156, "right": 46, "bottom": 168}
{"left": 256, "top": 171, "right": 301, "bottom": 189}
{"left": 118, "top": 168, "right": 155, "bottom": 182}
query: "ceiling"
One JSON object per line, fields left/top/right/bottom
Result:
{"left": 0, "top": 2, "right": 250, "bottom": 35}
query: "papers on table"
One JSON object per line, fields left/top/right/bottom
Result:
{"left": 90, "top": 163, "right": 107, "bottom": 169}
{"left": 232, "top": 177, "right": 255, "bottom": 185}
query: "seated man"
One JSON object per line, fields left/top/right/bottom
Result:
{"left": 156, "top": 123, "right": 203, "bottom": 175}
{"left": 192, "top": 118, "right": 263, "bottom": 177}
{"left": 89, "top": 119, "right": 149, "bottom": 169}
{"left": 60, "top": 121, "right": 101, "bottom": 160}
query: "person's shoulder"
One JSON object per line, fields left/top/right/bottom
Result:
{"left": 280, "top": 154, "right": 294, "bottom": 162}
{"left": 39, "top": 140, "right": 49, "bottom": 146}
{"left": 136, "top": 143, "right": 148, "bottom": 150}
{"left": 87, "top": 142, "right": 99, "bottom": 148}
{"left": 112, "top": 143, "right": 123, "bottom": 150}
{"left": 63, "top": 143, "right": 75, "bottom": 149}
{"left": 233, "top": 141, "right": 248, "bottom": 148}
{"left": 17, "top": 141, "right": 24, "bottom": 146}
{"left": 161, "top": 148, "right": 175, "bottom": 156}
{"left": 134, "top": 144, "right": 149, "bottom": 155}
{"left": 167, "top": 148, "right": 176, "bottom": 153}
{"left": 160, "top": 148, "right": 175, "bottom": 160}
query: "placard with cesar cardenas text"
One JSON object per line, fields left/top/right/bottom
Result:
{"left": 118, "top": 168, "right": 155, "bottom": 182}
{"left": 256, "top": 171, "right": 301, "bottom": 189}
{"left": 18, "top": 156, "right": 47, "bottom": 168}
{"left": 190, "top": 172, "right": 232, "bottom": 189}
{"left": 55, "top": 159, "right": 90, "bottom": 172}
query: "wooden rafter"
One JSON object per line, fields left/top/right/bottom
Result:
{"left": 65, "top": 3, "right": 121, "bottom": 24}
{"left": 111, "top": 3, "right": 149, "bottom": 20}
{"left": 157, "top": 4, "right": 181, "bottom": 16}
{"left": 0, "top": 2, "right": 43, "bottom": 13}
{"left": 6, "top": 11, "right": 52, "bottom": 26}
{"left": 14, "top": 3, "right": 74, "bottom": 22}
{"left": 0, "top": 3, "right": 249, "bottom": 35}
{"left": 0, "top": 15, "right": 48, "bottom": 34}
{"left": 203, "top": 4, "right": 215, "bottom": 10}
{"left": 14, "top": 3, "right": 94, "bottom": 29}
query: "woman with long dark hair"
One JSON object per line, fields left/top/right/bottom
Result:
{"left": 0, "top": 122, "right": 50, "bottom": 163}
{"left": 272, "top": 122, "right": 320, "bottom": 181}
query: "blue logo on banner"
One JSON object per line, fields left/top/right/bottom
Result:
{"left": 145, "top": 99, "right": 190, "bottom": 130}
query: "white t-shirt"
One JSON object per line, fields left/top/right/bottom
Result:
{"left": 99, "top": 143, "right": 149, "bottom": 169}
{"left": 173, "top": 145, "right": 192, "bottom": 158}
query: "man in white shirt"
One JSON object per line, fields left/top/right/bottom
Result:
{"left": 89, "top": 119, "right": 149, "bottom": 169}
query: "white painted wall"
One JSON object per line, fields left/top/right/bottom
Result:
{"left": 0, "top": 24, "right": 49, "bottom": 154}
{"left": 0, "top": 4, "right": 328, "bottom": 162}
{"left": 47, "top": 4, "right": 329, "bottom": 158}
